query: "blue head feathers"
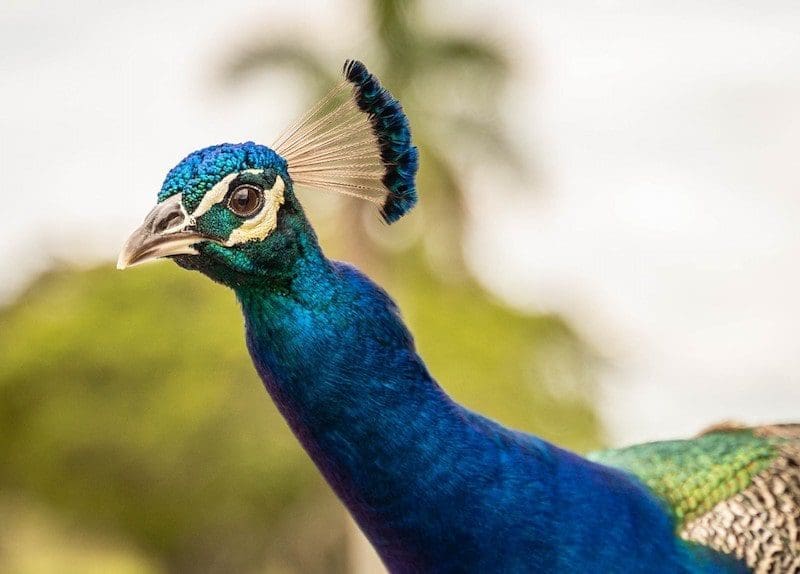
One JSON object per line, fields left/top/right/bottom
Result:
{"left": 118, "top": 60, "right": 417, "bottom": 280}
{"left": 159, "top": 61, "right": 417, "bottom": 225}
{"left": 158, "top": 143, "right": 286, "bottom": 212}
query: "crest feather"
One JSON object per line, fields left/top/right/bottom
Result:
{"left": 274, "top": 60, "right": 418, "bottom": 223}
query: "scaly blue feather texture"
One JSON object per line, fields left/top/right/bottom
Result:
{"left": 343, "top": 59, "right": 418, "bottom": 222}
{"left": 236, "top": 249, "right": 747, "bottom": 573}
{"left": 128, "top": 142, "right": 757, "bottom": 572}
{"left": 125, "top": 140, "right": 770, "bottom": 572}
{"left": 159, "top": 142, "right": 285, "bottom": 211}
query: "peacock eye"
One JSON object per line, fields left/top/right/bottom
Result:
{"left": 228, "top": 184, "right": 264, "bottom": 217}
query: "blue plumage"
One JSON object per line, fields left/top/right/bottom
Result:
{"left": 159, "top": 142, "right": 286, "bottom": 210}
{"left": 237, "top": 254, "right": 745, "bottom": 573}
{"left": 123, "top": 141, "right": 752, "bottom": 572}
{"left": 118, "top": 61, "right": 797, "bottom": 573}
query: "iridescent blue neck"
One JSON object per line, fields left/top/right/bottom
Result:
{"left": 233, "top": 249, "right": 747, "bottom": 573}
{"left": 235, "top": 253, "right": 487, "bottom": 568}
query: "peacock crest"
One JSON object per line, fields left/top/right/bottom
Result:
{"left": 274, "top": 60, "right": 418, "bottom": 223}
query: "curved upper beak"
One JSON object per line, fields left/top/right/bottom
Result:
{"left": 117, "top": 194, "right": 205, "bottom": 270}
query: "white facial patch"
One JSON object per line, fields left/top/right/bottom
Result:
{"left": 188, "top": 169, "right": 286, "bottom": 246}
{"left": 225, "top": 175, "right": 285, "bottom": 246}
{"left": 191, "top": 172, "right": 242, "bottom": 219}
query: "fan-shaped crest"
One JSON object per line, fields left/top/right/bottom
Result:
{"left": 274, "top": 60, "right": 418, "bottom": 223}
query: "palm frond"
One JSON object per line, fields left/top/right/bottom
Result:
{"left": 221, "top": 44, "right": 335, "bottom": 91}
{"left": 441, "top": 114, "right": 528, "bottom": 175}
{"left": 421, "top": 36, "right": 509, "bottom": 77}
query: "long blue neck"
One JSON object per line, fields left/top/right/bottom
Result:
{"left": 236, "top": 249, "right": 499, "bottom": 567}
{"left": 235, "top": 248, "right": 747, "bottom": 573}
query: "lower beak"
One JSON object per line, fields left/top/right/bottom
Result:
{"left": 117, "top": 194, "right": 206, "bottom": 270}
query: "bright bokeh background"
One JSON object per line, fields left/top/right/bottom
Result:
{"left": 1, "top": 1, "right": 799, "bottom": 572}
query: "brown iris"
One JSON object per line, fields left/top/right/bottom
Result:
{"left": 228, "top": 184, "right": 264, "bottom": 217}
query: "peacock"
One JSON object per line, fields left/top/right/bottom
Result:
{"left": 118, "top": 60, "right": 800, "bottom": 573}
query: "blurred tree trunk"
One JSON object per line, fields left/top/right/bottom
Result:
{"left": 347, "top": 515, "right": 386, "bottom": 574}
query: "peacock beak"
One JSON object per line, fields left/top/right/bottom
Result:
{"left": 117, "top": 194, "right": 206, "bottom": 270}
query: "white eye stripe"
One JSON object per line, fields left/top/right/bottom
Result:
{"left": 225, "top": 175, "right": 285, "bottom": 246}
{"left": 189, "top": 169, "right": 262, "bottom": 219}
{"left": 187, "top": 169, "right": 286, "bottom": 245}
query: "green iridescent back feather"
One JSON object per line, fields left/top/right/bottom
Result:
{"left": 590, "top": 426, "right": 787, "bottom": 523}
{"left": 591, "top": 424, "right": 800, "bottom": 571}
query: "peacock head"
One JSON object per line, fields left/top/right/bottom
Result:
{"left": 117, "top": 60, "right": 418, "bottom": 289}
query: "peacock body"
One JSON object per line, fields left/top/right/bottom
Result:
{"left": 119, "top": 61, "right": 800, "bottom": 573}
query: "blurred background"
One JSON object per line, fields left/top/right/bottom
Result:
{"left": 1, "top": 0, "right": 799, "bottom": 572}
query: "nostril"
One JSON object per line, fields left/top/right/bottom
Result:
{"left": 153, "top": 210, "right": 184, "bottom": 234}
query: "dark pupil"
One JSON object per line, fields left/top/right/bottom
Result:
{"left": 230, "top": 186, "right": 261, "bottom": 215}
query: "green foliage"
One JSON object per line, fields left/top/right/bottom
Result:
{"left": 390, "top": 253, "right": 601, "bottom": 452}
{"left": 0, "top": 259, "right": 601, "bottom": 572}
{"left": 0, "top": 265, "right": 346, "bottom": 574}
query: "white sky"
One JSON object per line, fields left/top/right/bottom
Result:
{"left": 1, "top": 0, "right": 799, "bottom": 445}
